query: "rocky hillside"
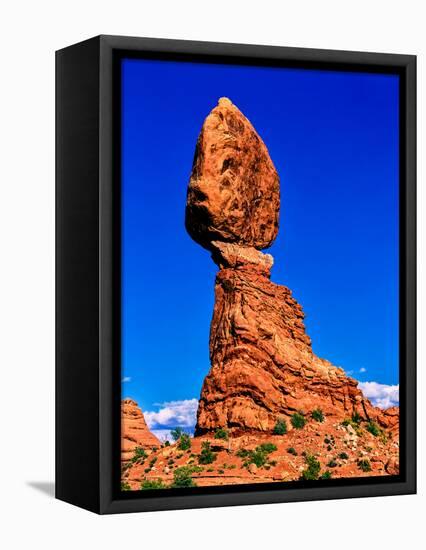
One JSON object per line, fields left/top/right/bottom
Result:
{"left": 122, "top": 416, "right": 399, "bottom": 490}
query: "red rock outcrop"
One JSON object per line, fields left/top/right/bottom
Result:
{"left": 185, "top": 98, "right": 399, "bottom": 437}
{"left": 185, "top": 97, "right": 280, "bottom": 251}
{"left": 121, "top": 399, "right": 160, "bottom": 462}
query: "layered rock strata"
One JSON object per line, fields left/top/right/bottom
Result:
{"left": 185, "top": 98, "right": 398, "bottom": 436}
{"left": 121, "top": 399, "right": 160, "bottom": 461}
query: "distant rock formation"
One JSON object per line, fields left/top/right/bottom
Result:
{"left": 185, "top": 98, "right": 398, "bottom": 436}
{"left": 121, "top": 399, "right": 160, "bottom": 462}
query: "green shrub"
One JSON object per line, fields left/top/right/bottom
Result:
{"left": 198, "top": 441, "right": 217, "bottom": 465}
{"left": 358, "top": 459, "right": 372, "bottom": 472}
{"left": 291, "top": 412, "right": 306, "bottom": 429}
{"left": 300, "top": 454, "right": 321, "bottom": 480}
{"left": 327, "top": 460, "right": 338, "bottom": 468}
{"left": 311, "top": 408, "right": 324, "bottom": 423}
{"left": 236, "top": 449, "right": 250, "bottom": 458}
{"left": 164, "top": 440, "right": 170, "bottom": 446}
{"left": 351, "top": 411, "right": 362, "bottom": 424}
{"left": 140, "top": 479, "right": 166, "bottom": 490}
{"left": 149, "top": 457, "right": 157, "bottom": 467}
{"left": 238, "top": 443, "right": 277, "bottom": 469}
{"left": 324, "top": 437, "right": 331, "bottom": 444}
{"left": 273, "top": 419, "right": 288, "bottom": 435}
{"left": 121, "top": 481, "right": 131, "bottom": 491}
{"left": 366, "top": 421, "right": 381, "bottom": 437}
{"left": 132, "top": 447, "right": 147, "bottom": 462}
{"left": 320, "top": 471, "right": 332, "bottom": 479}
{"left": 258, "top": 443, "right": 277, "bottom": 453}
{"left": 218, "top": 469, "right": 225, "bottom": 474}
{"left": 339, "top": 452, "right": 349, "bottom": 460}
{"left": 144, "top": 468, "right": 151, "bottom": 474}
{"left": 177, "top": 433, "right": 191, "bottom": 451}
{"left": 172, "top": 466, "right": 199, "bottom": 488}
{"left": 214, "top": 427, "right": 229, "bottom": 440}
{"left": 170, "top": 427, "right": 184, "bottom": 442}
{"left": 287, "top": 447, "right": 298, "bottom": 456}
{"left": 341, "top": 418, "right": 362, "bottom": 434}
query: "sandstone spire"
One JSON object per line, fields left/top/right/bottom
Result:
{"left": 186, "top": 99, "right": 396, "bottom": 436}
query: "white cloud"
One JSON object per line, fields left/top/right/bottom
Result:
{"left": 151, "top": 429, "right": 176, "bottom": 442}
{"left": 144, "top": 398, "right": 198, "bottom": 430}
{"left": 358, "top": 381, "right": 399, "bottom": 409}
{"left": 121, "top": 376, "right": 132, "bottom": 383}
{"left": 359, "top": 367, "right": 367, "bottom": 373}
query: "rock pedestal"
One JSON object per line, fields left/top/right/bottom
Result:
{"left": 186, "top": 98, "right": 397, "bottom": 436}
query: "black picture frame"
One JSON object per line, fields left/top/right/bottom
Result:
{"left": 56, "top": 35, "right": 416, "bottom": 514}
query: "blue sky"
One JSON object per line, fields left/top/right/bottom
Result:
{"left": 121, "top": 58, "right": 399, "bottom": 433}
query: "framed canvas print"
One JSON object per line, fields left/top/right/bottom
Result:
{"left": 56, "top": 35, "right": 416, "bottom": 514}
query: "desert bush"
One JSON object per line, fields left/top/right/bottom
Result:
{"left": 366, "top": 421, "right": 381, "bottom": 437}
{"left": 320, "top": 471, "right": 332, "bottom": 479}
{"left": 198, "top": 441, "right": 217, "bottom": 465}
{"left": 351, "top": 411, "right": 362, "bottom": 424}
{"left": 140, "top": 479, "right": 166, "bottom": 490}
{"left": 327, "top": 459, "right": 338, "bottom": 468}
{"left": 311, "top": 408, "right": 324, "bottom": 423}
{"left": 358, "top": 459, "right": 372, "bottom": 472}
{"left": 164, "top": 440, "right": 170, "bottom": 447}
{"left": 342, "top": 418, "right": 363, "bottom": 435}
{"left": 259, "top": 443, "right": 277, "bottom": 453}
{"left": 287, "top": 447, "right": 298, "bottom": 456}
{"left": 339, "top": 452, "right": 349, "bottom": 460}
{"left": 170, "top": 427, "right": 184, "bottom": 442}
{"left": 121, "top": 482, "right": 131, "bottom": 491}
{"left": 214, "top": 427, "right": 229, "bottom": 440}
{"left": 132, "top": 447, "right": 147, "bottom": 462}
{"left": 172, "top": 466, "right": 199, "bottom": 488}
{"left": 238, "top": 443, "right": 277, "bottom": 468}
{"left": 273, "top": 419, "right": 288, "bottom": 435}
{"left": 291, "top": 412, "right": 306, "bottom": 429}
{"left": 300, "top": 454, "right": 321, "bottom": 480}
{"left": 177, "top": 433, "right": 191, "bottom": 451}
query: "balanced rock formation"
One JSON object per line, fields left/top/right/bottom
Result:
{"left": 186, "top": 98, "right": 398, "bottom": 437}
{"left": 121, "top": 399, "right": 160, "bottom": 462}
{"left": 185, "top": 97, "right": 280, "bottom": 251}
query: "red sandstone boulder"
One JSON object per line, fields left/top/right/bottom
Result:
{"left": 185, "top": 97, "right": 280, "bottom": 251}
